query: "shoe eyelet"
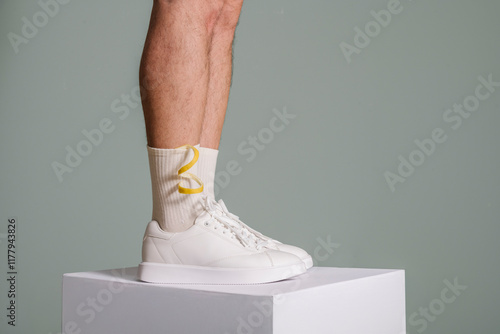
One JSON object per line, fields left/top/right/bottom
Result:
{"left": 204, "top": 222, "right": 209, "bottom": 226}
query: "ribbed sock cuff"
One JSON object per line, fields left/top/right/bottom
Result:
{"left": 147, "top": 145, "right": 203, "bottom": 232}
{"left": 197, "top": 146, "right": 219, "bottom": 199}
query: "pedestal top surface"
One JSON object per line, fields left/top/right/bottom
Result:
{"left": 64, "top": 266, "right": 403, "bottom": 296}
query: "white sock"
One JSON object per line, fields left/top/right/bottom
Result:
{"left": 197, "top": 146, "right": 219, "bottom": 200}
{"left": 147, "top": 145, "right": 204, "bottom": 232}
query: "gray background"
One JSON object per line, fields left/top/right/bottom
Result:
{"left": 1, "top": 0, "right": 499, "bottom": 333}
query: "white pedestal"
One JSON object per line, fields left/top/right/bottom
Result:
{"left": 62, "top": 267, "right": 405, "bottom": 334}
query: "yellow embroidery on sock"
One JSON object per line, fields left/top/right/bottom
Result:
{"left": 176, "top": 145, "right": 204, "bottom": 194}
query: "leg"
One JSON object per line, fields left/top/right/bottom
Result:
{"left": 137, "top": 0, "right": 310, "bottom": 284}
{"left": 139, "top": 0, "right": 224, "bottom": 232}
{"left": 139, "top": 0, "right": 223, "bottom": 149}
{"left": 200, "top": 0, "right": 244, "bottom": 149}
{"left": 196, "top": 0, "right": 244, "bottom": 198}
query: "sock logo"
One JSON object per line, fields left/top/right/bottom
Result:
{"left": 176, "top": 145, "right": 204, "bottom": 194}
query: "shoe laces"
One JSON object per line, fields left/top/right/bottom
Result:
{"left": 202, "top": 197, "right": 268, "bottom": 250}
{"left": 217, "top": 199, "right": 279, "bottom": 248}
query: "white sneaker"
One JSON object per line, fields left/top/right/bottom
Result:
{"left": 138, "top": 197, "right": 306, "bottom": 284}
{"left": 214, "top": 199, "right": 314, "bottom": 269}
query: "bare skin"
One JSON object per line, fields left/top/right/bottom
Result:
{"left": 139, "top": 0, "right": 244, "bottom": 149}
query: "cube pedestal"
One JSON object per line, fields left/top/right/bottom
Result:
{"left": 62, "top": 266, "right": 405, "bottom": 334}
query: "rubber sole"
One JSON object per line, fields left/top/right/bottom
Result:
{"left": 137, "top": 261, "right": 307, "bottom": 284}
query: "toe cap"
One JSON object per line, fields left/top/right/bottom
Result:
{"left": 275, "top": 244, "right": 313, "bottom": 269}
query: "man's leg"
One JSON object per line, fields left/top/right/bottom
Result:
{"left": 137, "top": 0, "right": 308, "bottom": 284}
{"left": 197, "top": 0, "right": 244, "bottom": 199}
{"left": 139, "top": 0, "right": 224, "bottom": 232}
{"left": 200, "top": 0, "right": 244, "bottom": 149}
{"left": 140, "top": 0, "right": 222, "bottom": 149}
